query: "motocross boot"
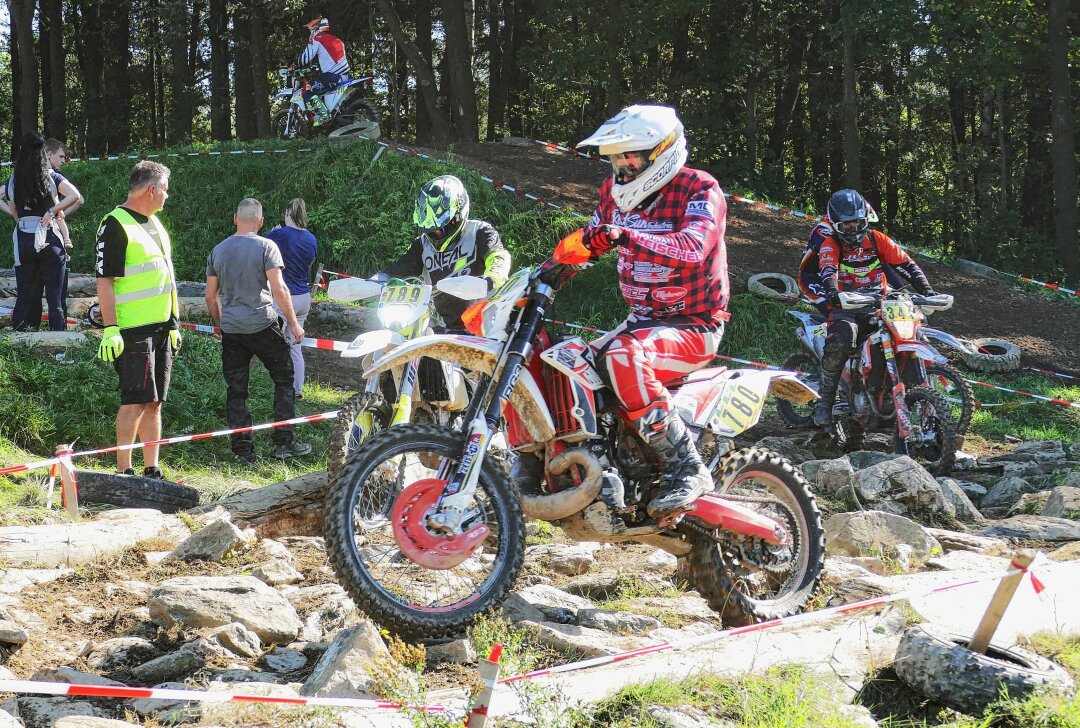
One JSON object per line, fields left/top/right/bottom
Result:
{"left": 646, "top": 414, "right": 713, "bottom": 517}
{"left": 812, "top": 365, "right": 842, "bottom": 427}
{"left": 310, "top": 95, "right": 331, "bottom": 124}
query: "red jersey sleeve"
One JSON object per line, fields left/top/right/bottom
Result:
{"left": 872, "top": 231, "right": 915, "bottom": 266}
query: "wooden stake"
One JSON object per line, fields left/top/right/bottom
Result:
{"left": 465, "top": 644, "right": 503, "bottom": 728}
{"left": 968, "top": 550, "right": 1035, "bottom": 654}
{"left": 56, "top": 445, "right": 79, "bottom": 519}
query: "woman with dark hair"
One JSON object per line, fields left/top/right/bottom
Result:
{"left": 266, "top": 198, "right": 317, "bottom": 398}
{"left": 0, "top": 132, "right": 82, "bottom": 331}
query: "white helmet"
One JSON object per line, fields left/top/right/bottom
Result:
{"left": 577, "top": 104, "right": 688, "bottom": 212}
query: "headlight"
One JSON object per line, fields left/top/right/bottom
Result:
{"left": 378, "top": 303, "right": 414, "bottom": 330}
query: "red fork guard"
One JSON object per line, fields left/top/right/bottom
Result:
{"left": 688, "top": 492, "right": 789, "bottom": 546}
{"left": 391, "top": 478, "right": 490, "bottom": 569}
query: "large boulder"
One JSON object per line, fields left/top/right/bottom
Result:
{"left": 980, "top": 516, "right": 1080, "bottom": 541}
{"left": 300, "top": 620, "right": 414, "bottom": 698}
{"left": 825, "top": 511, "right": 941, "bottom": 564}
{"left": 936, "top": 478, "right": 986, "bottom": 523}
{"left": 514, "top": 584, "right": 596, "bottom": 623}
{"left": 523, "top": 543, "right": 597, "bottom": 576}
{"left": 800, "top": 458, "right": 856, "bottom": 497}
{"left": 167, "top": 517, "right": 253, "bottom": 563}
{"left": 981, "top": 477, "right": 1042, "bottom": 509}
{"left": 853, "top": 457, "right": 947, "bottom": 518}
{"left": 986, "top": 440, "right": 1066, "bottom": 464}
{"left": 1042, "top": 487, "right": 1080, "bottom": 519}
{"left": 148, "top": 576, "right": 302, "bottom": 643}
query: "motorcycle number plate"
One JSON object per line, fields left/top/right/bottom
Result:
{"left": 381, "top": 283, "right": 430, "bottom": 307}
{"left": 881, "top": 300, "right": 914, "bottom": 322}
{"left": 711, "top": 381, "right": 766, "bottom": 435}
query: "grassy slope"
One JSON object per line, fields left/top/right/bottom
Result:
{"left": 0, "top": 138, "right": 1074, "bottom": 506}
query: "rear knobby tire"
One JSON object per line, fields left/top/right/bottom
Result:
{"left": 961, "top": 337, "right": 1021, "bottom": 373}
{"left": 894, "top": 623, "right": 1075, "bottom": 716}
{"left": 326, "top": 392, "right": 391, "bottom": 480}
{"left": 900, "top": 385, "right": 957, "bottom": 475}
{"left": 338, "top": 98, "right": 381, "bottom": 126}
{"left": 323, "top": 424, "right": 524, "bottom": 639}
{"left": 776, "top": 350, "right": 821, "bottom": 428}
{"left": 688, "top": 447, "right": 825, "bottom": 626}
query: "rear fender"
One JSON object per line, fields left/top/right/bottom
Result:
{"left": 680, "top": 369, "right": 817, "bottom": 436}
{"left": 895, "top": 341, "right": 947, "bottom": 364}
{"left": 365, "top": 334, "right": 556, "bottom": 442}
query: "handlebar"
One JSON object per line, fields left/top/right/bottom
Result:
{"left": 838, "top": 290, "right": 953, "bottom": 311}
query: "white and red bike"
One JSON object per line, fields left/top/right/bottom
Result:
{"left": 324, "top": 230, "right": 825, "bottom": 638}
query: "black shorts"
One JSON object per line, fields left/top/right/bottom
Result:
{"left": 115, "top": 328, "right": 174, "bottom": 405}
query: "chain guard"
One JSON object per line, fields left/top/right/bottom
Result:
{"left": 390, "top": 478, "right": 489, "bottom": 570}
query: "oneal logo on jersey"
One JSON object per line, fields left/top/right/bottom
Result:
{"left": 685, "top": 200, "right": 714, "bottom": 220}
{"left": 651, "top": 286, "right": 687, "bottom": 303}
{"left": 424, "top": 245, "right": 476, "bottom": 273}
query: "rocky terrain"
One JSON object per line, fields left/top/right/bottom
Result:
{"left": 0, "top": 434, "right": 1074, "bottom": 727}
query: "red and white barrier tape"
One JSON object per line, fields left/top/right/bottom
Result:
{"left": 0, "top": 679, "right": 443, "bottom": 713}
{"left": 1023, "top": 366, "right": 1079, "bottom": 382}
{"left": 2, "top": 147, "right": 317, "bottom": 167}
{"left": 964, "top": 379, "right": 1080, "bottom": 409}
{"left": 177, "top": 321, "right": 350, "bottom": 353}
{"left": 532, "top": 137, "right": 1080, "bottom": 299}
{"left": 0, "top": 410, "right": 339, "bottom": 477}
{"left": 500, "top": 560, "right": 1049, "bottom": 684}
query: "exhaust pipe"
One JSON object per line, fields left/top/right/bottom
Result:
{"left": 519, "top": 449, "right": 603, "bottom": 521}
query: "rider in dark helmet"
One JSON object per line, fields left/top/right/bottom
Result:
{"left": 811, "top": 189, "right": 937, "bottom": 427}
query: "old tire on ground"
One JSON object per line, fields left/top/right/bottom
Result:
{"left": 747, "top": 272, "right": 799, "bottom": 301}
{"left": 894, "top": 622, "right": 1075, "bottom": 717}
{"left": 961, "top": 337, "right": 1021, "bottom": 373}
{"left": 74, "top": 469, "right": 200, "bottom": 513}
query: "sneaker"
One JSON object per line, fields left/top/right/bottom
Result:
{"left": 274, "top": 440, "right": 313, "bottom": 459}
{"left": 234, "top": 451, "right": 256, "bottom": 464}
{"left": 120, "top": 468, "right": 135, "bottom": 476}
{"left": 143, "top": 466, "right": 164, "bottom": 479}
{"left": 295, "top": 391, "right": 305, "bottom": 401}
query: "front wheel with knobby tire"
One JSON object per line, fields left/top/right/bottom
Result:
{"left": 894, "top": 622, "right": 1075, "bottom": 717}
{"left": 271, "top": 108, "right": 311, "bottom": 140}
{"left": 776, "top": 351, "right": 821, "bottom": 428}
{"left": 924, "top": 363, "right": 974, "bottom": 435}
{"left": 326, "top": 392, "right": 391, "bottom": 480}
{"left": 898, "top": 385, "right": 957, "bottom": 474}
{"left": 686, "top": 447, "right": 825, "bottom": 626}
{"left": 324, "top": 424, "right": 524, "bottom": 639}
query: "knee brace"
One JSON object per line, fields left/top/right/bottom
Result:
{"left": 822, "top": 323, "right": 856, "bottom": 374}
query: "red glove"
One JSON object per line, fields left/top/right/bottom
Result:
{"left": 583, "top": 225, "right": 624, "bottom": 254}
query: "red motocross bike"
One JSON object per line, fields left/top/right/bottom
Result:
{"left": 324, "top": 229, "right": 825, "bottom": 638}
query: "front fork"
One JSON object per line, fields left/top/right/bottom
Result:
{"left": 880, "top": 328, "right": 914, "bottom": 441}
{"left": 430, "top": 284, "right": 552, "bottom": 532}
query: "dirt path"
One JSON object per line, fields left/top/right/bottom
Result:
{"left": 437, "top": 141, "right": 1080, "bottom": 373}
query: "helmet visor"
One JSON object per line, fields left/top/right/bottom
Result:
{"left": 608, "top": 151, "right": 650, "bottom": 184}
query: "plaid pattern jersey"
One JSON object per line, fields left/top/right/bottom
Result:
{"left": 584, "top": 167, "right": 730, "bottom": 323}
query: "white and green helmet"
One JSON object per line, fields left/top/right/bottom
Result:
{"left": 413, "top": 175, "right": 471, "bottom": 249}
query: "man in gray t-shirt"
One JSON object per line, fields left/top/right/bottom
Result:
{"left": 205, "top": 198, "right": 312, "bottom": 461}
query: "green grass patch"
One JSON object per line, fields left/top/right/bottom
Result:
{"left": 586, "top": 666, "right": 867, "bottom": 727}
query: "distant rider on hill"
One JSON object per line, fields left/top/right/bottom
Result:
{"left": 291, "top": 17, "right": 349, "bottom": 123}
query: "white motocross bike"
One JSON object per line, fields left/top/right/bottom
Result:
{"left": 323, "top": 230, "right": 826, "bottom": 639}
{"left": 324, "top": 275, "right": 487, "bottom": 478}
{"left": 271, "top": 67, "right": 379, "bottom": 140}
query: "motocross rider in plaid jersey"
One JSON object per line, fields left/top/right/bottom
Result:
{"left": 539, "top": 105, "right": 730, "bottom": 517}
{"left": 807, "top": 189, "right": 937, "bottom": 428}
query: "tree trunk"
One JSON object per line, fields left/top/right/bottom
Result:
{"left": 806, "top": 29, "right": 829, "bottom": 197}
{"left": 442, "top": 0, "right": 479, "bottom": 141}
{"left": 8, "top": 0, "right": 40, "bottom": 136}
{"left": 605, "top": 0, "right": 624, "bottom": 114}
{"left": 1048, "top": 0, "right": 1079, "bottom": 284}
{"left": 415, "top": 0, "right": 434, "bottom": 142}
{"left": 505, "top": 0, "right": 533, "bottom": 135}
{"left": 209, "top": 0, "right": 231, "bottom": 140}
{"left": 103, "top": 0, "right": 133, "bottom": 152}
{"left": 249, "top": 0, "right": 272, "bottom": 139}
{"left": 882, "top": 60, "right": 900, "bottom": 222}
{"left": 485, "top": 0, "right": 504, "bottom": 141}
{"left": 669, "top": 15, "right": 689, "bottom": 108}
{"left": 233, "top": 7, "right": 256, "bottom": 141}
{"left": 38, "top": 0, "right": 53, "bottom": 137}
{"left": 168, "top": 0, "right": 195, "bottom": 144}
{"left": 764, "top": 22, "right": 808, "bottom": 168}
{"left": 190, "top": 472, "right": 328, "bottom": 538}
{"left": 9, "top": 27, "right": 22, "bottom": 157}
{"left": 75, "top": 0, "right": 107, "bottom": 155}
{"left": 374, "top": 0, "right": 450, "bottom": 144}
{"left": 839, "top": 3, "right": 862, "bottom": 189}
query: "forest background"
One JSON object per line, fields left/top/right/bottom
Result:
{"left": 0, "top": 0, "right": 1077, "bottom": 283}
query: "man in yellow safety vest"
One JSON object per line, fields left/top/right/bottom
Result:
{"left": 94, "top": 161, "right": 180, "bottom": 479}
